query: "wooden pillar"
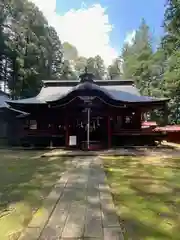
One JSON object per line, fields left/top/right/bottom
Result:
{"left": 107, "top": 116, "right": 111, "bottom": 149}
{"left": 65, "top": 118, "right": 69, "bottom": 147}
{"left": 163, "top": 102, "right": 168, "bottom": 126}
{"left": 136, "top": 109, "right": 142, "bottom": 129}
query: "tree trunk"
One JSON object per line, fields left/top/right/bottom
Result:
{"left": 4, "top": 57, "right": 8, "bottom": 92}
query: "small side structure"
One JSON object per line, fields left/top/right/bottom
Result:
{"left": 6, "top": 73, "right": 169, "bottom": 149}
{"left": 0, "top": 90, "right": 10, "bottom": 143}
{"left": 0, "top": 90, "right": 29, "bottom": 146}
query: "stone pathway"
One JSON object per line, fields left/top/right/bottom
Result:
{"left": 19, "top": 156, "right": 124, "bottom": 240}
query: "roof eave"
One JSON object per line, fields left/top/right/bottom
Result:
{"left": 6, "top": 101, "right": 46, "bottom": 105}
{"left": 8, "top": 107, "right": 29, "bottom": 115}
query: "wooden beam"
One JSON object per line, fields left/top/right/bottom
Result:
{"left": 107, "top": 116, "right": 111, "bottom": 149}
{"left": 65, "top": 118, "right": 69, "bottom": 147}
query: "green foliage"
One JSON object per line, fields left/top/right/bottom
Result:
{"left": 122, "top": 19, "right": 155, "bottom": 95}
{"left": 0, "top": 0, "right": 63, "bottom": 98}
{"left": 60, "top": 60, "right": 78, "bottom": 80}
{"left": 120, "top": 19, "right": 172, "bottom": 123}
{"left": 61, "top": 43, "right": 106, "bottom": 80}
{"left": 107, "top": 58, "right": 122, "bottom": 79}
{"left": 62, "top": 42, "right": 78, "bottom": 61}
{"left": 86, "top": 55, "right": 105, "bottom": 79}
{"left": 1, "top": 0, "right": 180, "bottom": 125}
{"left": 74, "top": 56, "right": 87, "bottom": 74}
{"left": 162, "top": 0, "right": 180, "bottom": 123}
{"left": 119, "top": 3, "right": 180, "bottom": 124}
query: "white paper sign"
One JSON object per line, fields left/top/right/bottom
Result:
{"left": 69, "top": 136, "right": 77, "bottom": 146}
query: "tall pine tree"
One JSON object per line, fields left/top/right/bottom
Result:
{"left": 0, "top": 0, "right": 64, "bottom": 98}
{"left": 122, "top": 19, "right": 154, "bottom": 95}
{"left": 162, "top": 0, "right": 180, "bottom": 123}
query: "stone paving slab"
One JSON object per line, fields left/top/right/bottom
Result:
{"left": 104, "top": 227, "right": 124, "bottom": 240}
{"left": 19, "top": 173, "right": 70, "bottom": 240}
{"left": 18, "top": 157, "right": 81, "bottom": 240}
{"left": 39, "top": 188, "right": 73, "bottom": 240}
{"left": 19, "top": 156, "right": 124, "bottom": 240}
{"left": 60, "top": 171, "right": 89, "bottom": 239}
{"left": 84, "top": 183, "right": 103, "bottom": 238}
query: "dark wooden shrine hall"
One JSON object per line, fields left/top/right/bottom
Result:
{"left": 6, "top": 73, "right": 169, "bottom": 150}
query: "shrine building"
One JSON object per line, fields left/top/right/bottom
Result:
{"left": 6, "top": 73, "right": 169, "bottom": 150}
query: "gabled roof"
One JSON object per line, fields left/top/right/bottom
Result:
{"left": 6, "top": 78, "right": 169, "bottom": 108}
{"left": 0, "top": 91, "right": 28, "bottom": 115}
{"left": 42, "top": 79, "right": 134, "bottom": 87}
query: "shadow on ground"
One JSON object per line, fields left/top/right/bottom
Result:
{"left": 20, "top": 156, "right": 122, "bottom": 239}
{"left": 103, "top": 155, "right": 180, "bottom": 240}
{"left": 0, "top": 149, "right": 70, "bottom": 240}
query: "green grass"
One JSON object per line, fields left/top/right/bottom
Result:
{"left": 103, "top": 155, "right": 180, "bottom": 240}
{"left": 0, "top": 149, "right": 68, "bottom": 240}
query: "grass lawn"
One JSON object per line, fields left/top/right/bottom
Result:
{"left": 0, "top": 149, "right": 68, "bottom": 240}
{"left": 103, "top": 155, "right": 180, "bottom": 240}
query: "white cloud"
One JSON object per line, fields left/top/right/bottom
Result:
{"left": 30, "top": 1, "right": 118, "bottom": 66}
{"left": 30, "top": 0, "right": 56, "bottom": 20}
{"left": 124, "top": 30, "right": 136, "bottom": 46}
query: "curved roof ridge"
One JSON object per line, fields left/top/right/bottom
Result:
{"left": 6, "top": 79, "right": 169, "bottom": 106}
{"left": 42, "top": 79, "right": 134, "bottom": 87}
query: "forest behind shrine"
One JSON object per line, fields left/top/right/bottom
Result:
{"left": 0, "top": 0, "right": 179, "bottom": 123}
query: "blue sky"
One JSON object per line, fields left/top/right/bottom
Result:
{"left": 31, "top": 0, "right": 166, "bottom": 65}
{"left": 56, "top": 0, "right": 166, "bottom": 50}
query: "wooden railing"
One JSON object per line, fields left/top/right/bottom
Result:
{"left": 20, "top": 129, "right": 65, "bottom": 137}
{"left": 113, "top": 128, "right": 162, "bottom": 136}
{"left": 21, "top": 127, "right": 163, "bottom": 138}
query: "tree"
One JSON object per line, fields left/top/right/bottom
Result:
{"left": 121, "top": 43, "right": 135, "bottom": 79}
{"left": 74, "top": 56, "right": 87, "bottom": 75}
{"left": 44, "top": 26, "right": 63, "bottom": 80}
{"left": 62, "top": 42, "right": 78, "bottom": 61}
{"left": 108, "top": 58, "right": 122, "bottom": 79}
{"left": 150, "top": 48, "right": 167, "bottom": 97}
{"left": 60, "top": 60, "right": 78, "bottom": 80}
{"left": 120, "top": 19, "right": 169, "bottom": 123}
{"left": 162, "top": 0, "right": 180, "bottom": 123}
{"left": 0, "top": 0, "right": 64, "bottom": 98}
{"left": 162, "top": 0, "right": 180, "bottom": 56}
{"left": 122, "top": 19, "right": 154, "bottom": 95}
{"left": 86, "top": 55, "right": 105, "bottom": 79}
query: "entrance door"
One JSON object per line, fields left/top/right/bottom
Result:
{"left": 89, "top": 116, "right": 107, "bottom": 145}
{"left": 68, "top": 109, "right": 108, "bottom": 150}
{"left": 77, "top": 108, "right": 90, "bottom": 150}
{"left": 78, "top": 111, "right": 107, "bottom": 150}
{"left": 68, "top": 111, "right": 88, "bottom": 149}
